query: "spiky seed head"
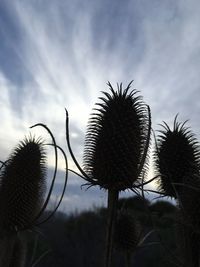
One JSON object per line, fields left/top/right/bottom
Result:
{"left": 114, "top": 210, "right": 141, "bottom": 252}
{"left": 83, "top": 82, "right": 150, "bottom": 191}
{"left": 155, "top": 118, "right": 200, "bottom": 198}
{"left": 0, "top": 136, "right": 46, "bottom": 234}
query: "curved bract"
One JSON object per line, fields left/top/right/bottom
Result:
{"left": 0, "top": 137, "right": 46, "bottom": 234}
{"left": 155, "top": 117, "right": 200, "bottom": 198}
{"left": 83, "top": 82, "right": 151, "bottom": 191}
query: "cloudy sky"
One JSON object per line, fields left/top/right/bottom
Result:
{"left": 0, "top": 0, "right": 200, "bottom": 213}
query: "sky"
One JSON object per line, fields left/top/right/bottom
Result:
{"left": 0, "top": 0, "right": 200, "bottom": 213}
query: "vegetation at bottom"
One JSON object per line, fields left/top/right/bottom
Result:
{"left": 25, "top": 196, "right": 178, "bottom": 267}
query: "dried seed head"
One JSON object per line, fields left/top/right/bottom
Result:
{"left": 0, "top": 136, "right": 46, "bottom": 234}
{"left": 155, "top": 118, "right": 200, "bottom": 198}
{"left": 114, "top": 210, "right": 141, "bottom": 253}
{"left": 83, "top": 82, "right": 150, "bottom": 191}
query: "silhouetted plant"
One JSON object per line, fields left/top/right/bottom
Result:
{"left": 65, "top": 81, "right": 151, "bottom": 267}
{"left": 0, "top": 128, "right": 68, "bottom": 266}
{"left": 155, "top": 117, "right": 200, "bottom": 267}
{"left": 0, "top": 137, "right": 46, "bottom": 266}
{"left": 0, "top": 137, "right": 46, "bottom": 234}
{"left": 9, "top": 234, "right": 27, "bottom": 267}
{"left": 155, "top": 116, "right": 200, "bottom": 199}
{"left": 114, "top": 210, "right": 141, "bottom": 267}
{"left": 149, "top": 200, "right": 177, "bottom": 216}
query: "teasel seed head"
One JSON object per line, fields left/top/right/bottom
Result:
{"left": 83, "top": 82, "right": 151, "bottom": 191}
{"left": 155, "top": 117, "right": 200, "bottom": 198}
{"left": 114, "top": 210, "right": 141, "bottom": 253}
{"left": 0, "top": 136, "right": 46, "bottom": 234}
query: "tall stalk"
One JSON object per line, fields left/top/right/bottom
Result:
{"left": 125, "top": 252, "right": 131, "bottom": 267}
{"left": 155, "top": 117, "right": 200, "bottom": 267}
{"left": 105, "top": 189, "right": 119, "bottom": 267}
{"left": 114, "top": 208, "right": 141, "bottom": 267}
{"left": 0, "top": 127, "right": 68, "bottom": 266}
{"left": 0, "top": 137, "right": 47, "bottom": 266}
{"left": 66, "top": 82, "right": 151, "bottom": 267}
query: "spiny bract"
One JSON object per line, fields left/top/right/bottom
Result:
{"left": 0, "top": 136, "right": 46, "bottom": 234}
{"left": 83, "top": 81, "right": 150, "bottom": 191}
{"left": 155, "top": 117, "right": 200, "bottom": 198}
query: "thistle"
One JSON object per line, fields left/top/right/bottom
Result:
{"left": 0, "top": 136, "right": 46, "bottom": 234}
{"left": 155, "top": 116, "right": 200, "bottom": 199}
{"left": 66, "top": 81, "right": 151, "bottom": 267}
{"left": 82, "top": 81, "right": 150, "bottom": 190}
{"left": 155, "top": 117, "right": 200, "bottom": 267}
{"left": 114, "top": 210, "right": 141, "bottom": 267}
{"left": 115, "top": 211, "right": 141, "bottom": 252}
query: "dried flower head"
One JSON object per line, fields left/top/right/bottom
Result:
{"left": 114, "top": 210, "right": 141, "bottom": 253}
{"left": 0, "top": 136, "right": 46, "bottom": 234}
{"left": 155, "top": 117, "right": 200, "bottom": 198}
{"left": 83, "top": 82, "right": 151, "bottom": 191}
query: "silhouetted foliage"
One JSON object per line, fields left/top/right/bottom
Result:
{"left": 2, "top": 82, "right": 200, "bottom": 267}
{"left": 65, "top": 82, "right": 151, "bottom": 267}
{"left": 27, "top": 197, "right": 178, "bottom": 267}
{"left": 0, "top": 137, "right": 46, "bottom": 233}
{"left": 150, "top": 200, "right": 176, "bottom": 216}
{"left": 155, "top": 117, "right": 200, "bottom": 267}
{"left": 155, "top": 117, "right": 200, "bottom": 198}
{"left": 118, "top": 196, "right": 150, "bottom": 212}
{"left": 83, "top": 82, "right": 151, "bottom": 190}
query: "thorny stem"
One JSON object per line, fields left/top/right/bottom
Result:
{"left": 105, "top": 189, "right": 119, "bottom": 267}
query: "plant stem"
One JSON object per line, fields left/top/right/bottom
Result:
{"left": 105, "top": 189, "right": 119, "bottom": 267}
{"left": 125, "top": 251, "right": 131, "bottom": 267}
{"left": 0, "top": 234, "right": 16, "bottom": 267}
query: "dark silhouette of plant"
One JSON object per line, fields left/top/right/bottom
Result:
{"left": 149, "top": 200, "right": 177, "bottom": 217}
{"left": 65, "top": 81, "right": 151, "bottom": 267}
{"left": 155, "top": 117, "right": 200, "bottom": 267}
{"left": 9, "top": 235, "right": 27, "bottom": 267}
{"left": 0, "top": 137, "right": 46, "bottom": 234}
{"left": 114, "top": 210, "right": 141, "bottom": 267}
{"left": 0, "top": 137, "right": 46, "bottom": 266}
{"left": 155, "top": 116, "right": 200, "bottom": 199}
{"left": 0, "top": 127, "right": 68, "bottom": 266}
